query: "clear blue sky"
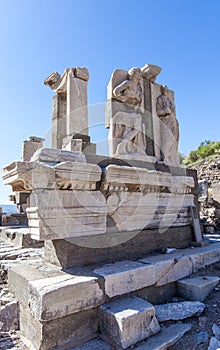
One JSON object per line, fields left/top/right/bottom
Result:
{"left": 0, "top": 0, "right": 219, "bottom": 203}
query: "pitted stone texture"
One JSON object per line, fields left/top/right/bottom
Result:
{"left": 29, "top": 275, "right": 104, "bottom": 321}
{"left": 22, "top": 136, "right": 44, "bottom": 162}
{"left": 189, "top": 244, "right": 220, "bottom": 272}
{"left": 140, "top": 251, "right": 193, "bottom": 286}
{"left": 177, "top": 276, "right": 219, "bottom": 301}
{"left": 100, "top": 297, "right": 160, "bottom": 349}
{"left": 103, "top": 164, "right": 194, "bottom": 233}
{"left": 27, "top": 189, "right": 107, "bottom": 240}
{"left": 20, "top": 304, "right": 98, "bottom": 350}
{"left": 212, "top": 323, "right": 220, "bottom": 340}
{"left": 9, "top": 264, "right": 104, "bottom": 321}
{"left": 107, "top": 192, "right": 193, "bottom": 232}
{"left": 93, "top": 260, "right": 155, "bottom": 297}
{"left": 155, "top": 301, "right": 205, "bottom": 322}
{"left": 74, "top": 339, "right": 111, "bottom": 350}
{"left": 3, "top": 161, "right": 101, "bottom": 191}
{"left": 135, "top": 323, "right": 192, "bottom": 350}
{"left": 31, "top": 147, "right": 86, "bottom": 163}
{"left": 0, "top": 301, "right": 19, "bottom": 331}
{"left": 208, "top": 337, "right": 220, "bottom": 350}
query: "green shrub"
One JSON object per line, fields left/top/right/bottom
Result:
{"left": 189, "top": 150, "right": 199, "bottom": 162}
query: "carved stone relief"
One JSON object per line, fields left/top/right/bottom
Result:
{"left": 156, "top": 85, "right": 180, "bottom": 166}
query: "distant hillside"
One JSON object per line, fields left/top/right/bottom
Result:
{"left": 183, "top": 141, "right": 220, "bottom": 167}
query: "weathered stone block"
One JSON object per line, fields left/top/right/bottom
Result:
{"left": 154, "top": 301, "right": 205, "bottom": 322}
{"left": 100, "top": 297, "right": 160, "bottom": 349}
{"left": 190, "top": 244, "right": 220, "bottom": 272}
{"left": 22, "top": 136, "right": 44, "bottom": 162}
{"left": 8, "top": 263, "right": 104, "bottom": 321}
{"left": 44, "top": 226, "right": 194, "bottom": 269}
{"left": 31, "top": 147, "right": 86, "bottom": 163}
{"left": 27, "top": 189, "right": 107, "bottom": 240}
{"left": 140, "top": 252, "right": 193, "bottom": 286}
{"left": 8, "top": 263, "right": 64, "bottom": 305}
{"left": 29, "top": 274, "right": 104, "bottom": 321}
{"left": 177, "top": 276, "right": 219, "bottom": 301}
{"left": 0, "top": 301, "right": 19, "bottom": 331}
{"left": 20, "top": 305, "right": 98, "bottom": 350}
{"left": 93, "top": 260, "right": 155, "bottom": 297}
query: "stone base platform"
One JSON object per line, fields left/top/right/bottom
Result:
{"left": 8, "top": 242, "right": 220, "bottom": 350}
{"left": 44, "top": 225, "right": 194, "bottom": 268}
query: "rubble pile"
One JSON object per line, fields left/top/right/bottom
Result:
{"left": 189, "top": 156, "right": 220, "bottom": 232}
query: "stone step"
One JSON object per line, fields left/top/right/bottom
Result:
{"left": 177, "top": 275, "right": 220, "bottom": 301}
{"left": 8, "top": 264, "right": 104, "bottom": 321}
{"left": 99, "top": 296, "right": 160, "bottom": 349}
{"left": 74, "top": 323, "right": 192, "bottom": 350}
{"left": 19, "top": 304, "right": 99, "bottom": 350}
{"left": 8, "top": 242, "right": 220, "bottom": 322}
{"left": 135, "top": 323, "right": 192, "bottom": 350}
{"left": 139, "top": 242, "right": 220, "bottom": 287}
{"left": 93, "top": 260, "right": 155, "bottom": 298}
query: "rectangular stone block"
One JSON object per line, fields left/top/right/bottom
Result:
{"left": 27, "top": 189, "right": 107, "bottom": 240}
{"left": 177, "top": 276, "right": 219, "bottom": 301}
{"left": 20, "top": 305, "right": 98, "bottom": 350}
{"left": 29, "top": 275, "right": 104, "bottom": 321}
{"left": 107, "top": 191, "right": 194, "bottom": 233}
{"left": 22, "top": 136, "right": 44, "bottom": 161}
{"left": 31, "top": 147, "right": 86, "bottom": 163}
{"left": 9, "top": 264, "right": 104, "bottom": 321}
{"left": 140, "top": 252, "right": 193, "bottom": 286}
{"left": 8, "top": 263, "right": 65, "bottom": 305}
{"left": 100, "top": 297, "right": 160, "bottom": 349}
{"left": 189, "top": 244, "right": 220, "bottom": 272}
{"left": 93, "top": 260, "right": 155, "bottom": 297}
{"left": 44, "top": 226, "right": 194, "bottom": 269}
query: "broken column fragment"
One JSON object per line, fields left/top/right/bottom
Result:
{"left": 44, "top": 67, "right": 95, "bottom": 153}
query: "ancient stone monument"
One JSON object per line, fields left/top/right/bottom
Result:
{"left": 2, "top": 64, "right": 202, "bottom": 350}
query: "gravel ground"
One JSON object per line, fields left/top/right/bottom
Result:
{"left": 168, "top": 260, "right": 220, "bottom": 350}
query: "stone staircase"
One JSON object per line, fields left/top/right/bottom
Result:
{"left": 3, "top": 241, "right": 220, "bottom": 350}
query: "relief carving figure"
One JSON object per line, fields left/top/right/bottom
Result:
{"left": 109, "top": 68, "right": 148, "bottom": 159}
{"left": 112, "top": 68, "right": 142, "bottom": 107}
{"left": 156, "top": 85, "right": 180, "bottom": 166}
{"left": 112, "top": 112, "right": 146, "bottom": 157}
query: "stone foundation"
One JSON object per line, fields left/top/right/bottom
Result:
{"left": 44, "top": 225, "right": 194, "bottom": 268}
{"left": 7, "top": 243, "right": 220, "bottom": 349}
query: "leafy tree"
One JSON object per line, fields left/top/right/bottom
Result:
{"left": 189, "top": 150, "right": 199, "bottom": 162}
